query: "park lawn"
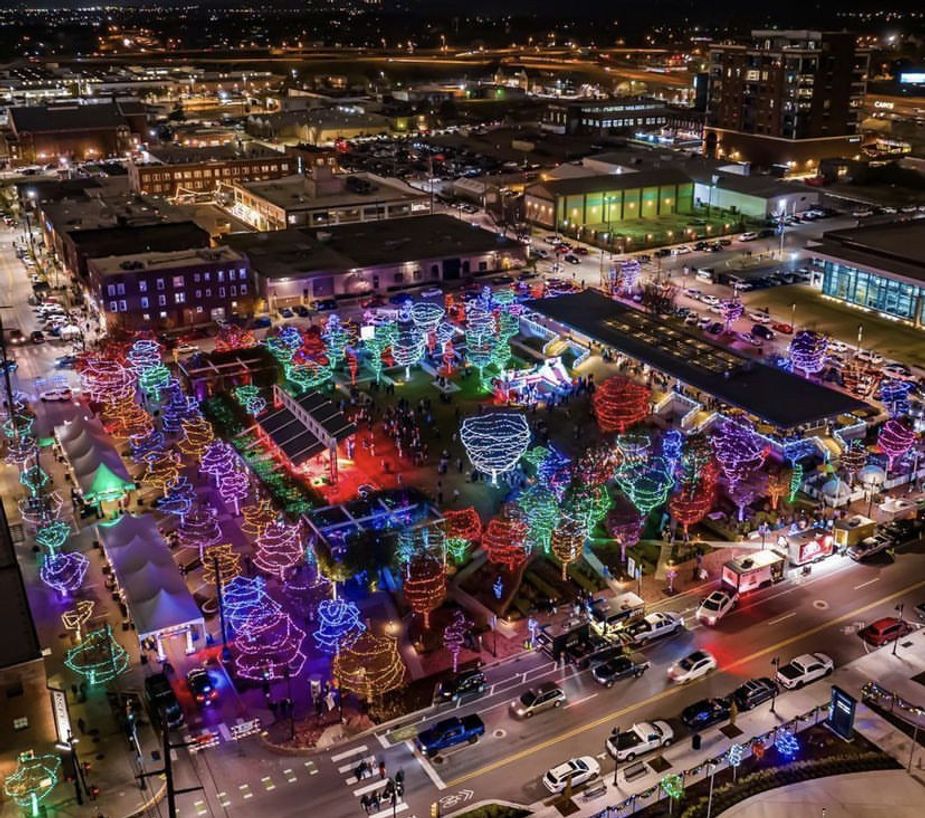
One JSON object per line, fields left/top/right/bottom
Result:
{"left": 742, "top": 284, "right": 925, "bottom": 368}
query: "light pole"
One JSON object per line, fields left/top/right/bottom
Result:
{"left": 611, "top": 728, "right": 620, "bottom": 786}
{"left": 791, "top": 302, "right": 797, "bottom": 332}
{"left": 893, "top": 603, "right": 905, "bottom": 656}
{"left": 705, "top": 762, "right": 718, "bottom": 818}
{"left": 770, "top": 656, "right": 780, "bottom": 713}
{"left": 856, "top": 324, "right": 864, "bottom": 359}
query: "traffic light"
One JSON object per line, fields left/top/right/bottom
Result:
{"left": 431, "top": 803, "right": 440, "bottom": 818}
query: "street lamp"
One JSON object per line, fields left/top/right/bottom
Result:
{"left": 705, "top": 761, "right": 718, "bottom": 818}
{"left": 770, "top": 656, "right": 780, "bottom": 713}
{"left": 893, "top": 603, "right": 905, "bottom": 657}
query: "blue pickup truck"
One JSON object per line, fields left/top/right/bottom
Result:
{"left": 415, "top": 715, "right": 485, "bottom": 757}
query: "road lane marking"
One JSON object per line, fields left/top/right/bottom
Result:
{"left": 767, "top": 612, "right": 797, "bottom": 626}
{"left": 339, "top": 755, "right": 376, "bottom": 774}
{"left": 353, "top": 779, "right": 387, "bottom": 797}
{"left": 854, "top": 578, "right": 880, "bottom": 590}
{"left": 405, "top": 740, "right": 447, "bottom": 790}
{"left": 369, "top": 804, "right": 408, "bottom": 818}
{"left": 564, "top": 693, "right": 599, "bottom": 710}
{"left": 444, "top": 576, "right": 925, "bottom": 788}
{"left": 331, "top": 744, "right": 369, "bottom": 762}
{"left": 478, "top": 699, "right": 513, "bottom": 715}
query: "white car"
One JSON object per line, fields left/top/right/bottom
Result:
{"left": 738, "top": 232, "right": 759, "bottom": 241}
{"left": 775, "top": 652, "right": 834, "bottom": 690}
{"left": 672, "top": 245, "right": 693, "bottom": 255}
{"left": 736, "top": 331, "right": 761, "bottom": 346}
{"left": 606, "top": 721, "right": 674, "bottom": 762}
{"left": 883, "top": 363, "right": 915, "bottom": 381}
{"left": 40, "top": 388, "right": 73, "bottom": 402}
{"left": 667, "top": 650, "right": 717, "bottom": 684}
{"left": 542, "top": 756, "right": 600, "bottom": 794}
{"left": 175, "top": 343, "right": 199, "bottom": 355}
{"left": 696, "top": 590, "right": 737, "bottom": 626}
{"left": 748, "top": 311, "right": 772, "bottom": 324}
{"left": 855, "top": 349, "right": 884, "bottom": 365}
{"left": 701, "top": 294, "right": 720, "bottom": 306}
{"left": 623, "top": 612, "right": 685, "bottom": 646}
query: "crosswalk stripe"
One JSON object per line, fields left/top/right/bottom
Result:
{"left": 331, "top": 744, "right": 368, "bottom": 763}
{"left": 368, "top": 803, "right": 408, "bottom": 818}
{"left": 339, "top": 754, "right": 377, "bottom": 774}
{"left": 352, "top": 779, "right": 387, "bottom": 797}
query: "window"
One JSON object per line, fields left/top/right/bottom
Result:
{"left": 230, "top": 285, "right": 237, "bottom": 296}
{"left": 194, "top": 273, "right": 201, "bottom": 283}
{"left": 116, "top": 283, "right": 125, "bottom": 295}
{"left": 195, "top": 289, "right": 202, "bottom": 299}
{"left": 219, "top": 287, "right": 226, "bottom": 298}
{"left": 139, "top": 280, "right": 147, "bottom": 293}
{"left": 206, "top": 288, "right": 212, "bottom": 297}
{"left": 109, "top": 301, "right": 117, "bottom": 312}
{"left": 160, "top": 311, "right": 167, "bottom": 318}
{"left": 172, "top": 275, "right": 184, "bottom": 288}
{"left": 204, "top": 272, "right": 211, "bottom": 282}
{"left": 218, "top": 270, "right": 225, "bottom": 283}
{"left": 13, "top": 717, "right": 28, "bottom": 731}
{"left": 158, "top": 295, "right": 166, "bottom": 306}
{"left": 239, "top": 268, "right": 247, "bottom": 278}
{"left": 394, "top": 272, "right": 404, "bottom": 284}
{"left": 156, "top": 278, "right": 165, "bottom": 290}
{"left": 141, "top": 297, "right": 149, "bottom": 308}
{"left": 119, "top": 299, "right": 127, "bottom": 311}
{"left": 143, "top": 313, "right": 150, "bottom": 321}
{"left": 240, "top": 283, "right": 247, "bottom": 295}
{"left": 175, "top": 292, "right": 186, "bottom": 304}
{"left": 107, "top": 284, "right": 116, "bottom": 297}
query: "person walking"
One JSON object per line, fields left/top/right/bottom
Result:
{"left": 378, "top": 759, "right": 386, "bottom": 779}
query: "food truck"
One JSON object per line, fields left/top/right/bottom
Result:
{"left": 778, "top": 528, "right": 836, "bottom": 567}
{"left": 721, "top": 550, "right": 786, "bottom": 593}
{"left": 833, "top": 515, "right": 877, "bottom": 549}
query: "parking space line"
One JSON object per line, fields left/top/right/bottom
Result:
{"left": 405, "top": 740, "right": 447, "bottom": 790}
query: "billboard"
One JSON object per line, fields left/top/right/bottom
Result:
{"left": 899, "top": 72, "right": 925, "bottom": 84}
{"left": 827, "top": 685, "right": 857, "bottom": 740}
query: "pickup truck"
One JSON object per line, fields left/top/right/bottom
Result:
{"left": 606, "top": 721, "right": 674, "bottom": 762}
{"left": 415, "top": 715, "right": 485, "bottom": 757}
{"left": 622, "top": 612, "right": 684, "bottom": 647}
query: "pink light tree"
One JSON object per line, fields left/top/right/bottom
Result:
{"left": 254, "top": 519, "right": 303, "bottom": 580}
{"left": 879, "top": 418, "right": 917, "bottom": 472}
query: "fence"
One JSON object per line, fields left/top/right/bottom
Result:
{"left": 590, "top": 704, "right": 829, "bottom": 818}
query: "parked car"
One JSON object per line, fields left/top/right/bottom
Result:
{"left": 592, "top": 655, "right": 650, "bottom": 688}
{"left": 564, "top": 254, "right": 581, "bottom": 265}
{"left": 510, "top": 682, "right": 566, "bottom": 718}
{"left": 737, "top": 331, "right": 761, "bottom": 347}
{"left": 738, "top": 232, "right": 759, "bottom": 242}
{"left": 434, "top": 669, "right": 487, "bottom": 703}
{"left": 623, "top": 612, "right": 684, "bottom": 647}
{"left": 543, "top": 757, "right": 600, "bottom": 794}
{"left": 855, "top": 349, "right": 884, "bottom": 365}
{"left": 606, "top": 721, "right": 674, "bottom": 762}
{"left": 653, "top": 248, "right": 672, "bottom": 258}
{"left": 278, "top": 307, "right": 294, "bottom": 319}
{"left": 706, "top": 322, "right": 724, "bottom": 335}
{"left": 681, "top": 698, "right": 731, "bottom": 731}
{"left": 775, "top": 653, "right": 834, "bottom": 690}
{"left": 144, "top": 673, "right": 184, "bottom": 729}
{"left": 696, "top": 590, "right": 737, "bottom": 626}
{"left": 729, "top": 677, "right": 779, "bottom": 711}
{"left": 772, "top": 322, "right": 794, "bottom": 335}
{"left": 252, "top": 316, "right": 272, "bottom": 329}
{"left": 415, "top": 715, "right": 485, "bottom": 757}
{"left": 858, "top": 617, "right": 913, "bottom": 647}
{"left": 667, "top": 650, "right": 717, "bottom": 684}
{"left": 883, "top": 364, "right": 915, "bottom": 381}
{"left": 848, "top": 534, "right": 893, "bottom": 562}
{"left": 748, "top": 311, "right": 772, "bottom": 324}
{"left": 295, "top": 304, "right": 311, "bottom": 317}
{"left": 186, "top": 668, "right": 218, "bottom": 705}
{"left": 315, "top": 299, "right": 338, "bottom": 312}
{"left": 30, "top": 330, "right": 45, "bottom": 344}
{"left": 8, "top": 328, "right": 25, "bottom": 345}
{"left": 420, "top": 287, "right": 444, "bottom": 299}
{"left": 672, "top": 245, "right": 693, "bottom": 255}
{"left": 40, "top": 388, "right": 72, "bottom": 402}
{"left": 752, "top": 324, "right": 775, "bottom": 341}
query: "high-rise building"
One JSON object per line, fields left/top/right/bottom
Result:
{"left": 705, "top": 31, "right": 869, "bottom": 171}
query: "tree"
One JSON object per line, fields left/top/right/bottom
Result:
{"left": 254, "top": 519, "right": 303, "bottom": 579}
{"left": 443, "top": 609, "right": 469, "bottom": 673}
{"left": 235, "top": 599, "right": 307, "bottom": 680}
{"left": 593, "top": 375, "right": 651, "bottom": 434}
{"left": 551, "top": 519, "right": 585, "bottom": 580}
{"left": 179, "top": 415, "right": 215, "bottom": 458}
{"left": 202, "top": 543, "right": 243, "bottom": 586}
{"left": 482, "top": 511, "right": 530, "bottom": 572}
{"left": 178, "top": 505, "right": 222, "bottom": 557}
{"left": 404, "top": 554, "right": 446, "bottom": 629}
{"left": 765, "top": 470, "right": 790, "bottom": 510}
{"left": 640, "top": 281, "right": 677, "bottom": 315}
{"left": 333, "top": 630, "right": 406, "bottom": 702}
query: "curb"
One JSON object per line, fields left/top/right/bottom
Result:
{"left": 115, "top": 779, "right": 167, "bottom": 818}
{"left": 443, "top": 798, "right": 534, "bottom": 818}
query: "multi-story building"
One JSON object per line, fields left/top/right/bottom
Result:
{"left": 128, "top": 145, "right": 294, "bottom": 198}
{"left": 541, "top": 97, "right": 671, "bottom": 136}
{"left": 705, "top": 30, "right": 869, "bottom": 170}
{"left": 4, "top": 100, "right": 148, "bottom": 164}
{"left": 230, "top": 168, "right": 429, "bottom": 230}
{"left": 87, "top": 246, "right": 252, "bottom": 329}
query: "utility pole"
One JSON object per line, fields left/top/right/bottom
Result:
{"left": 138, "top": 714, "right": 203, "bottom": 818}
{"left": 611, "top": 728, "right": 620, "bottom": 786}
{"left": 893, "top": 603, "right": 905, "bottom": 657}
{"left": 770, "top": 657, "right": 780, "bottom": 714}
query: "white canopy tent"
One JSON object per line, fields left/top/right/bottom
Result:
{"left": 56, "top": 416, "right": 135, "bottom": 507}
{"left": 97, "top": 514, "right": 204, "bottom": 659}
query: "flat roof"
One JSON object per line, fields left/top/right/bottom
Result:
{"left": 0, "top": 500, "right": 42, "bottom": 669}
{"left": 236, "top": 172, "right": 425, "bottom": 213}
{"left": 227, "top": 214, "right": 518, "bottom": 280}
{"left": 139, "top": 144, "right": 285, "bottom": 166}
{"left": 88, "top": 245, "right": 244, "bottom": 276}
{"left": 811, "top": 221, "right": 925, "bottom": 285}
{"left": 526, "top": 290, "right": 868, "bottom": 429}
{"left": 526, "top": 167, "right": 692, "bottom": 200}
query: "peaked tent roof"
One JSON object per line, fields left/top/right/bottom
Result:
{"left": 56, "top": 415, "right": 135, "bottom": 502}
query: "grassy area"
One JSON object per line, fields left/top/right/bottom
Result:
{"left": 574, "top": 211, "right": 750, "bottom": 251}
{"left": 742, "top": 284, "right": 925, "bottom": 367}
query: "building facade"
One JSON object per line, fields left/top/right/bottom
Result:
{"left": 541, "top": 97, "right": 670, "bottom": 135}
{"left": 705, "top": 30, "right": 869, "bottom": 169}
{"left": 128, "top": 145, "right": 294, "bottom": 197}
{"left": 87, "top": 246, "right": 252, "bottom": 329}
{"left": 810, "top": 222, "right": 925, "bottom": 327}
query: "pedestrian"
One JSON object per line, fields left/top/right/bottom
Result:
{"left": 379, "top": 759, "right": 386, "bottom": 779}
{"left": 77, "top": 717, "right": 86, "bottom": 735}
{"left": 728, "top": 699, "right": 738, "bottom": 728}
{"left": 361, "top": 794, "right": 371, "bottom": 814}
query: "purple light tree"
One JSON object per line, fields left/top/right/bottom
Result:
{"left": 711, "top": 421, "right": 768, "bottom": 490}
{"left": 788, "top": 330, "right": 828, "bottom": 376}
{"left": 879, "top": 418, "right": 917, "bottom": 472}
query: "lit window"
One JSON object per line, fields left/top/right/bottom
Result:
{"left": 194, "top": 273, "right": 201, "bottom": 283}
{"left": 107, "top": 284, "right": 116, "bottom": 297}
{"left": 240, "top": 283, "right": 247, "bottom": 295}
{"left": 172, "top": 275, "right": 184, "bottom": 288}
{"left": 139, "top": 280, "right": 147, "bottom": 293}
{"left": 176, "top": 292, "right": 186, "bottom": 304}
{"left": 156, "top": 278, "right": 165, "bottom": 290}
{"left": 195, "top": 289, "right": 202, "bottom": 299}
{"left": 141, "top": 297, "right": 149, "bottom": 308}
{"left": 218, "top": 270, "right": 225, "bottom": 283}
{"left": 158, "top": 295, "right": 166, "bottom": 306}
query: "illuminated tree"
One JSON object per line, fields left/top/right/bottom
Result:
{"left": 158, "top": 475, "right": 195, "bottom": 523}
{"left": 363, "top": 331, "right": 388, "bottom": 383}
{"left": 881, "top": 379, "right": 915, "bottom": 418}
{"left": 224, "top": 575, "right": 269, "bottom": 634}
{"left": 202, "top": 543, "right": 243, "bottom": 586}
{"left": 178, "top": 415, "right": 215, "bottom": 458}
{"left": 711, "top": 421, "right": 767, "bottom": 489}
{"left": 215, "top": 323, "right": 257, "bottom": 352}
{"left": 392, "top": 325, "right": 426, "bottom": 380}
{"left": 879, "top": 418, "right": 917, "bottom": 472}
{"left": 766, "top": 469, "right": 790, "bottom": 510}
{"left": 482, "top": 511, "right": 530, "bottom": 572}
{"left": 839, "top": 440, "right": 868, "bottom": 487}
{"left": 619, "top": 259, "right": 641, "bottom": 293}
{"left": 79, "top": 355, "right": 135, "bottom": 404}
{"left": 313, "top": 597, "right": 365, "bottom": 654}
{"left": 235, "top": 599, "right": 307, "bottom": 680}
{"left": 20, "top": 461, "right": 50, "bottom": 497}
{"left": 218, "top": 468, "right": 250, "bottom": 515}
{"left": 178, "top": 504, "right": 222, "bottom": 557}
{"left": 575, "top": 442, "right": 623, "bottom": 486}
{"left": 410, "top": 301, "right": 445, "bottom": 335}
{"left": 139, "top": 363, "right": 173, "bottom": 401}
{"left": 443, "top": 506, "right": 482, "bottom": 543}
{"left": 561, "top": 481, "right": 612, "bottom": 534}
{"left": 593, "top": 376, "right": 651, "bottom": 434}
{"left": 551, "top": 519, "right": 585, "bottom": 580}
{"left": 615, "top": 456, "right": 675, "bottom": 514}
{"left": 404, "top": 553, "right": 446, "bottom": 629}
{"left": 141, "top": 448, "right": 181, "bottom": 494}
{"left": 669, "top": 465, "right": 717, "bottom": 539}
{"left": 254, "top": 519, "right": 303, "bottom": 579}
{"left": 127, "top": 338, "right": 162, "bottom": 374}
{"left": 161, "top": 385, "right": 200, "bottom": 434}
{"left": 64, "top": 624, "right": 129, "bottom": 684}
{"left": 129, "top": 426, "right": 165, "bottom": 463}
{"left": 519, "top": 484, "right": 560, "bottom": 553}
{"left": 720, "top": 297, "right": 744, "bottom": 332}
{"left": 233, "top": 385, "right": 267, "bottom": 416}
{"left": 201, "top": 439, "right": 236, "bottom": 483}
{"left": 241, "top": 499, "right": 279, "bottom": 539}
{"left": 40, "top": 551, "right": 89, "bottom": 595}
{"left": 3, "top": 750, "right": 62, "bottom": 812}
{"left": 333, "top": 630, "right": 406, "bottom": 702}
{"left": 465, "top": 325, "right": 495, "bottom": 386}
{"left": 443, "top": 609, "right": 470, "bottom": 673}
{"left": 322, "top": 314, "right": 350, "bottom": 368}
{"left": 102, "top": 396, "right": 152, "bottom": 439}
{"left": 789, "top": 330, "right": 828, "bottom": 375}
{"left": 460, "top": 412, "right": 531, "bottom": 483}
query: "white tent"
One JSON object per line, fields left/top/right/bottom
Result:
{"left": 56, "top": 416, "right": 135, "bottom": 505}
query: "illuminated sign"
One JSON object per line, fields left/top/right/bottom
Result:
{"left": 899, "top": 72, "right": 925, "bottom": 84}
{"left": 50, "top": 688, "right": 72, "bottom": 750}
{"left": 873, "top": 100, "right": 895, "bottom": 110}
{"left": 827, "top": 685, "right": 856, "bottom": 740}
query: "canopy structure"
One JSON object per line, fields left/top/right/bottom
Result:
{"left": 56, "top": 415, "right": 135, "bottom": 505}
{"left": 97, "top": 514, "right": 203, "bottom": 657}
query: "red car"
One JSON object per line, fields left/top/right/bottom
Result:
{"left": 772, "top": 322, "right": 794, "bottom": 335}
{"left": 574, "top": 247, "right": 590, "bottom": 256}
{"left": 858, "top": 617, "right": 912, "bottom": 647}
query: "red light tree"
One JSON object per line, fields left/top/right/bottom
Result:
{"left": 254, "top": 519, "right": 303, "bottom": 580}
{"left": 215, "top": 324, "right": 257, "bottom": 352}
{"left": 443, "top": 507, "right": 483, "bottom": 543}
{"left": 482, "top": 511, "right": 530, "bottom": 573}
{"left": 404, "top": 554, "right": 446, "bottom": 629}
{"left": 669, "top": 463, "right": 718, "bottom": 539}
{"left": 592, "top": 375, "right": 651, "bottom": 434}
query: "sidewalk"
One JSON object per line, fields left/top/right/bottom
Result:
{"left": 527, "top": 626, "right": 925, "bottom": 818}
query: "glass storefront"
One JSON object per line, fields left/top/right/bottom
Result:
{"left": 821, "top": 260, "right": 924, "bottom": 325}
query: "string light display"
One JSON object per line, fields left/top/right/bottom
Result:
{"left": 241, "top": 499, "right": 279, "bottom": 539}
{"left": 789, "top": 330, "right": 828, "bottom": 375}
{"left": 79, "top": 356, "right": 135, "bottom": 404}
{"left": 3, "top": 750, "right": 62, "bottom": 812}
{"left": 233, "top": 385, "right": 267, "bottom": 416}
{"left": 775, "top": 729, "right": 799, "bottom": 759}
{"left": 788, "top": 462, "right": 804, "bottom": 503}
{"left": 712, "top": 421, "right": 767, "bottom": 489}
{"left": 64, "top": 624, "right": 130, "bottom": 684}
{"left": 254, "top": 519, "right": 303, "bottom": 579}
{"left": 20, "top": 461, "right": 49, "bottom": 497}
{"left": 362, "top": 329, "right": 389, "bottom": 383}
{"left": 519, "top": 484, "right": 560, "bottom": 553}
{"left": 561, "top": 482, "right": 612, "bottom": 534}
{"left": 127, "top": 338, "right": 162, "bottom": 374}
{"left": 606, "top": 505, "right": 644, "bottom": 564}
{"left": 224, "top": 576, "right": 269, "bottom": 634}
{"left": 141, "top": 448, "right": 181, "bottom": 494}
{"left": 661, "top": 773, "right": 684, "bottom": 801}
{"left": 881, "top": 379, "right": 915, "bottom": 418}
{"left": 35, "top": 520, "right": 70, "bottom": 552}
{"left": 404, "top": 553, "right": 446, "bottom": 629}
{"left": 218, "top": 468, "right": 250, "bottom": 515}
{"left": 215, "top": 323, "right": 257, "bottom": 352}
{"left": 161, "top": 384, "right": 200, "bottom": 435}
{"left": 178, "top": 415, "right": 215, "bottom": 458}
{"left": 615, "top": 456, "right": 675, "bottom": 514}
{"left": 443, "top": 506, "right": 482, "bottom": 544}
{"left": 201, "top": 439, "right": 236, "bottom": 482}
{"left": 879, "top": 418, "right": 917, "bottom": 471}
{"left": 593, "top": 376, "right": 651, "bottom": 434}
{"left": 202, "top": 543, "right": 243, "bottom": 586}
{"left": 392, "top": 325, "right": 426, "bottom": 380}
{"left": 620, "top": 259, "right": 641, "bottom": 293}
{"left": 669, "top": 470, "right": 717, "bottom": 538}
{"left": 40, "top": 551, "right": 89, "bottom": 595}
{"left": 322, "top": 314, "right": 349, "bottom": 368}
{"left": 18, "top": 492, "right": 63, "bottom": 528}
{"left": 482, "top": 512, "right": 530, "bottom": 572}
{"left": 287, "top": 359, "right": 332, "bottom": 393}
{"left": 4, "top": 434, "right": 37, "bottom": 465}
{"left": 460, "top": 412, "right": 531, "bottom": 484}
{"left": 333, "top": 629, "right": 406, "bottom": 702}
{"left": 177, "top": 505, "right": 223, "bottom": 557}
{"left": 3, "top": 412, "right": 34, "bottom": 441}
{"left": 234, "top": 599, "right": 307, "bottom": 680}
{"left": 839, "top": 440, "right": 868, "bottom": 485}
{"left": 139, "top": 363, "right": 173, "bottom": 401}
{"left": 551, "top": 519, "right": 585, "bottom": 580}
{"left": 720, "top": 297, "right": 744, "bottom": 331}
{"left": 129, "top": 427, "right": 165, "bottom": 463}
{"left": 410, "top": 301, "right": 445, "bottom": 334}
{"left": 765, "top": 470, "right": 790, "bottom": 510}
{"left": 465, "top": 325, "right": 496, "bottom": 386}
{"left": 443, "top": 609, "right": 470, "bottom": 673}
{"left": 102, "top": 396, "right": 152, "bottom": 439}
{"left": 662, "top": 429, "right": 684, "bottom": 466}
{"left": 158, "top": 475, "right": 195, "bottom": 522}
{"left": 314, "top": 597, "right": 365, "bottom": 654}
